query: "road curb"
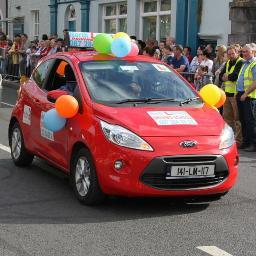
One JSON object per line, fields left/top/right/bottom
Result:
{"left": 1, "top": 80, "right": 20, "bottom": 90}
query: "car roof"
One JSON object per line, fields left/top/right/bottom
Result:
{"left": 54, "top": 50, "right": 161, "bottom": 63}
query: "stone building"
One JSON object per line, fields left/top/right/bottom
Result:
{"left": 229, "top": 0, "right": 256, "bottom": 44}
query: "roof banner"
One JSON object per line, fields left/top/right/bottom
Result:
{"left": 68, "top": 32, "right": 99, "bottom": 48}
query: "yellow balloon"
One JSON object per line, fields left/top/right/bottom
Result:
{"left": 199, "top": 84, "right": 221, "bottom": 106}
{"left": 113, "top": 32, "right": 130, "bottom": 40}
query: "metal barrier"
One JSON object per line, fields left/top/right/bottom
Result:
{"left": 179, "top": 72, "right": 215, "bottom": 91}
{"left": 0, "top": 47, "right": 26, "bottom": 81}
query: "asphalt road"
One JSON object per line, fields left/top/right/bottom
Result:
{"left": 0, "top": 84, "right": 256, "bottom": 256}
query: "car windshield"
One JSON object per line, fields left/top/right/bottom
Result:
{"left": 80, "top": 60, "right": 200, "bottom": 106}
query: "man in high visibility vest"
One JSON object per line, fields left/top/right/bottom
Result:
{"left": 220, "top": 45, "right": 244, "bottom": 147}
{"left": 236, "top": 44, "right": 256, "bottom": 152}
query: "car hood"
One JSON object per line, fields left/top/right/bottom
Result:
{"left": 93, "top": 103, "right": 224, "bottom": 137}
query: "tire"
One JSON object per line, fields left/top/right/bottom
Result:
{"left": 70, "top": 147, "right": 106, "bottom": 205}
{"left": 10, "top": 122, "right": 34, "bottom": 167}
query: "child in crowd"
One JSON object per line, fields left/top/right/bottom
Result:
{"left": 194, "top": 65, "right": 211, "bottom": 91}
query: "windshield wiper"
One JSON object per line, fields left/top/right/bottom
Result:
{"left": 179, "top": 97, "right": 201, "bottom": 106}
{"left": 115, "top": 98, "right": 177, "bottom": 104}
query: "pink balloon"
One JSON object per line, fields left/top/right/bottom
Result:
{"left": 128, "top": 42, "right": 139, "bottom": 56}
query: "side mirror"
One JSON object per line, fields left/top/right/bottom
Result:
{"left": 73, "top": 87, "right": 83, "bottom": 114}
{"left": 47, "top": 90, "right": 68, "bottom": 103}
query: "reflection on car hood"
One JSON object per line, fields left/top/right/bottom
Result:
{"left": 93, "top": 103, "right": 224, "bottom": 137}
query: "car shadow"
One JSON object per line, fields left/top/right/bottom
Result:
{"left": 0, "top": 158, "right": 212, "bottom": 224}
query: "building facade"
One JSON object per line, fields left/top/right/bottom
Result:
{"left": 7, "top": 0, "right": 91, "bottom": 40}
{"left": 6, "top": 0, "right": 235, "bottom": 51}
{"left": 229, "top": 0, "right": 256, "bottom": 44}
{"left": 49, "top": 0, "right": 90, "bottom": 37}
{"left": 8, "top": 0, "right": 50, "bottom": 39}
{"left": 0, "top": 0, "right": 7, "bottom": 34}
{"left": 90, "top": 0, "right": 232, "bottom": 52}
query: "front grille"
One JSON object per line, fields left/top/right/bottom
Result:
{"left": 140, "top": 155, "right": 229, "bottom": 190}
{"left": 163, "top": 156, "right": 217, "bottom": 163}
{"left": 141, "top": 171, "right": 228, "bottom": 190}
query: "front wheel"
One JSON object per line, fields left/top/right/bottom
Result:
{"left": 10, "top": 122, "right": 34, "bottom": 167}
{"left": 70, "top": 147, "right": 106, "bottom": 205}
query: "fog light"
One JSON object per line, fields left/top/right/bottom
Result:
{"left": 114, "top": 160, "right": 123, "bottom": 170}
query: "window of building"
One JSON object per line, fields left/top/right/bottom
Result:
{"left": 65, "top": 5, "right": 76, "bottom": 31}
{"left": 31, "top": 11, "right": 39, "bottom": 40}
{"left": 103, "top": 2, "right": 127, "bottom": 33}
{"left": 141, "top": 0, "right": 171, "bottom": 42}
{"left": 13, "top": 18, "right": 24, "bottom": 39}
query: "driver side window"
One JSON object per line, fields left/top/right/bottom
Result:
{"left": 32, "top": 59, "right": 55, "bottom": 88}
{"left": 43, "top": 60, "right": 77, "bottom": 94}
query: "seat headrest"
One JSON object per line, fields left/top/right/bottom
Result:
{"left": 64, "top": 65, "right": 76, "bottom": 81}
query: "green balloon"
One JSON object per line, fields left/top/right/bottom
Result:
{"left": 93, "top": 34, "right": 113, "bottom": 54}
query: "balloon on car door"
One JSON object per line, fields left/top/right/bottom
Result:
{"left": 43, "top": 108, "right": 67, "bottom": 132}
{"left": 55, "top": 95, "right": 79, "bottom": 118}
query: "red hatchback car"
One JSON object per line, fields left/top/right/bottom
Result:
{"left": 9, "top": 51, "right": 239, "bottom": 205}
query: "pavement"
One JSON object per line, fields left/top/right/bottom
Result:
{"left": 1, "top": 79, "right": 20, "bottom": 90}
{"left": 0, "top": 85, "right": 256, "bottom": 256}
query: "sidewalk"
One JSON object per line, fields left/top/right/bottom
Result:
{"left": 1, "top": 79, "right": 20, "bottom": 90}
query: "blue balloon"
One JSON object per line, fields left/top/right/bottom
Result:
{"left": 43, "top": 109, "right": 66, "bottom": 132}
{"left": 111, "top": 37, "right": 131, "bottom": 58}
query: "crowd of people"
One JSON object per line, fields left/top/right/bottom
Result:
{"left": 0, "top": 29, "right": 70, "bottom": 80}
{"left": 0, "top": 30, "right": 256, "bottom": 151}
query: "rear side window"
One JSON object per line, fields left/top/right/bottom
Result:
{"left": 33, "top": 59, "right": 55, "bottom": 88}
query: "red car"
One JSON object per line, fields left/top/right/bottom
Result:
{"left": 9, "top": 51, "right": 239, "bottom": 205}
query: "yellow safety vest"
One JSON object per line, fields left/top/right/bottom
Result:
{"left": 237, "top": 60, "right": 256, "bottom": 99}
{"left": 224, "top": 57, "right": 243, "bottom": 93}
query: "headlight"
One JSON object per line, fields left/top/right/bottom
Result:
{"left": 100, "top": 120, "right": 153, "bottom": 151}
{"left": 219, "top": 124, "right": 235, "bottom": 149}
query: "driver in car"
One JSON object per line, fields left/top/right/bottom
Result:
{"left": 128, "top": 81, "right": 142, "bottom": 97}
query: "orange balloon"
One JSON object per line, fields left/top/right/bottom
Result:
{"left": 215, "top": 88, "right": 226, "bottom": 108}
{"left": 204, "top": 103, "right": 219, "bottom": 112}
{"left": 55, "top": 95, "right": 79, "bottom": 118}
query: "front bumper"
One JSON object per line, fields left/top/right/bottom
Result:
{"left": 96, "top": 144, "right": 238, "bottom": 197}
{"left": 140, "top": 155, "right": 229, "bottom": 190}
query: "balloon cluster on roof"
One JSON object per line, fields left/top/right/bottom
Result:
{"left": 93, "top": 32, "right": 139, "bottom": 58}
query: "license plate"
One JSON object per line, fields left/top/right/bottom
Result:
{"left": 166, "top": 165, "right": 215, "bottom": 179}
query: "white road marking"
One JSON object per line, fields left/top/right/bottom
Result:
{"left": 197, "top": 246, "right": 233, "bottom": 256}
{"left": 0, "top": 143, "right": 11, "bottom": 153}
{"left": 0, "top": 101, "right": 15, "bottom": 107}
